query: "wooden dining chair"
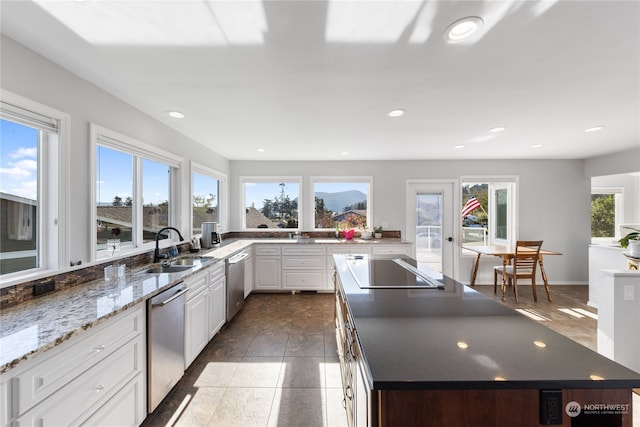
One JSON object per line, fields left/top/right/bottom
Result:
{"left": 493, "top": 240, "right": 543, "bottom": 302}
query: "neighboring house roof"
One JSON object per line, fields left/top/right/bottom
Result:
{"left": 245, "top": 206, "right": 278, "bottom": 229}
{"left": 96, "top": 205, "right": 219, "bottom": 232}
{"left": 332, "top": 210, "right": 366, "bottom": 222}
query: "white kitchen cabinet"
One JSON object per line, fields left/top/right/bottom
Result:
{"left": 1, "top": 304, "right": 146, "bottom": 427}
{"left": 184, "top": 270, "right": 210, "bottom": 368}
{"left": 244, "top": 247, "right": 253, "bottom": 297}
{"left": 254, "top": 245, "right": 282, "bottom": 290}
{"left": 282, "top": 246, "right": 327, "bottom": 291}
{"left": 208, "top": 262, "right": 226, "bottom": 340}
{"left": 371, "top": 245, "right": 412, "bottom": 256}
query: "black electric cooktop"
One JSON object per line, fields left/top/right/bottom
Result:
{"left": 344, "top": 254, "right": 444, "bottom": 289}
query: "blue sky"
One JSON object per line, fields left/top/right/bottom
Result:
{"left": 1, "top": 119, "right": 38, "bottom": 200}
{"left": 2, "top": 119, "right": 367, "bottom": 207}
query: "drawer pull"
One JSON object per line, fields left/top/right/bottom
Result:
{"left": 93, "top": 345, "right": 106, "bottom": 353}
{"left": 94, "top": 384, "right": 105, "bottom": 392}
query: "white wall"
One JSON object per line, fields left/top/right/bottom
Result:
{"left": 1, "top": 35, "right": 230, "bottom": 264}
{"left": 231, "top": 159, "right": 591, "bottom": 284}
{"left": 3, "top": 34, "right": 638, "bottom": 285}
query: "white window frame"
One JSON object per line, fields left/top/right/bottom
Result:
{"left": 310, "top": 176, "right": 373, "bottom": 230}
{"left": 90, "top": 124, "right": 183, "bottom": 261}
{"left": 461, "top": 176, "right": 518, "bottom": 248}
{"left": 591, "top": 186, "right": 624, "bottom": 244}
{"left": 191, "top": 161, "right": 228, "bottom": 237}
{"left": 0, "top": 90, "right": 70, "bottom": 287}
{"left": 239, "top": 176, "right": 302, "bottom": 231}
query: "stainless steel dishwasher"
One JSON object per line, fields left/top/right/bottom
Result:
{"left": 226, "top": 251, "right": 249, "bottom": 321}
{"left": 147, "top": 281, "right": 189, "bottom": 412}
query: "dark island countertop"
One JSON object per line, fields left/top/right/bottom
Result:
{"left": 334, "top": 254, "right": 640, "bottom": 391}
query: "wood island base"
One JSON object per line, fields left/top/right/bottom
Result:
{"left": 378, "top": 388, "right": 632, "bottom": 427}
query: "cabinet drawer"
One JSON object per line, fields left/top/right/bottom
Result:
{"left": 81, "top": 373, "right": 145, "bottom": 427}
{"left": 16, "top": 335, "right": 144, "bottom": 426}
{"left": 282, "top": 246, "right": 325, "bottom": 256}
{"left": 327, "top": 246, "right": 371, "bottom": 255}
{"left": 208, "top": 261, "right": 225, "bottom": 282}
{"left": 12, "top": 304, "right": 144, "bottom": 417}
{"left": 282, "top": 257, "right": 326, "bottom": 269}
{"left": 371, "top": 245, "right": 412, "bottom": 255}
{"left": 282, "top": 271, "right": 326, "bottom": 290}
{"left": 254, "top": 245, "right": 281, "bottom": 256}
{"left": 185, "top": 269, "right": 209, "bottom": 300}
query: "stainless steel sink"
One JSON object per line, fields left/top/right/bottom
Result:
{"left": 171, "top": 258, "right": 202, "bottom": 266}
{"left": 139, "top": 265, "right": 193, "bottom": 274}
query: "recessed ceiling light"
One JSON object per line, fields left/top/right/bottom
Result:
{"left": 489, "top": 126, "right": 506, "bottom": 133}
{"left": 257, "top": 148, "right": 266, "bottom": 152}
{"left": 530, "top": 144, "right": 543, "bottom": 149}
{"left": 584, "top": 126, "right": 605, "bottom": 132}
{"left": 533, "top": 340, "right": 547, "bottom": 348}
{"left": 444, "top": 16, "right": 484, "bottom": 42}
{"left": 167, "top": 111, "right": 185, "bottom": 118}
{"left": 341, "top": 151, "right": 350, "bottom": 155}
{"left": 454, "top": 145, "right": 465, "bottom": 149}
{"left": 388, "top": 109, "right": 405, "bottom": 117}
{"left": 456, "top": 341, "right": 468, "bottom": 349}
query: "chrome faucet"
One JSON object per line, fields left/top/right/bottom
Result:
{"left": 154, "top": 227, "right": 184, "bottom": 263}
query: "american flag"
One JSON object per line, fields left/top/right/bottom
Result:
{"left": 461, "top": 195, "right": 481, "bottom": 218}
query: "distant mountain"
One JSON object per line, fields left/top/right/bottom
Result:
{"left": 315, "top": 190, "right": 367, "bottom": 213}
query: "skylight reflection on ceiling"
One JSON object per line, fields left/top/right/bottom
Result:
{"left": 326, "top": 0, "right": 429, "bottom": 43}
{"left": 34, "top": 0, "right": 267, "bottom": 45}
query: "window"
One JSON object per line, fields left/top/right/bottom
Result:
{"left": 192, "top": 162, "right": 225, "bottom": 235}
{"left": 461, "top": 178, "right": 517, "bottom": 246}
{"left": 312, "top": 177, "right": 371, "bottom": 230}
{"left": 591, "top": 187, "right": 623, "bottom": 242}
{"left": 241, "top": 178, "right": 300, "bottom": 230}
{"left": 92, "top": 125, "right": 181, "bottom": 259}
{"left": 1, "top": 93, "right": 69, "bottom": 279}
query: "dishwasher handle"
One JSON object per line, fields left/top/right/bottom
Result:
{"left": 152, "top": 286, "right": 189, "bottom": 307}
{"left": 228, "top": 252, "right": 249, "bottom": 264}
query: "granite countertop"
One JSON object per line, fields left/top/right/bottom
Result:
{"left": 0, "top": 237, "right": 411, "bottom": 374}
{"left": 334, "top": 254, "right": 640, "bottom": 391}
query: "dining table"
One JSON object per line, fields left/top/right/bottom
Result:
{"left": 463, "top": 244, "right": 562, "bottom": 302}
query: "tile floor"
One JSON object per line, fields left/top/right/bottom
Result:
{"left": 143, "top": 286, "right": 639, "bottom": 427}
{"left": 142, "top": 293, "right": 346, "bottom": 427}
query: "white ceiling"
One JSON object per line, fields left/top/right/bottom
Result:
{"left": 1, "top": 0, "right": 639, "bottom": 161}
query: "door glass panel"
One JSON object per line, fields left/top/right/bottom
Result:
{"left": 415, "top": 192, "right": 442, "bottom": 273}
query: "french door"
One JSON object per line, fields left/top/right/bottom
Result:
{"left": 405, "top": 180, "right": 457, "bottom": 278}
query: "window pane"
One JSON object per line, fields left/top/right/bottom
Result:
{"left": 193, "top": 172, "right": 219, "bottom": 234}
{"left": 243, "top": 181, "right": 299, "bottom": 229}
{"left": 0, "top": 119, "right": 39, "bottom": 274}
{"left": 495, "top": 188, "right": 508, "bottom": 240}
{"left": 96, "top": 146, "right": 133, "bottom": 251}
{"left": 591, "top": 194, "right": 615, "bottom": 238}
{"left": 461, "top": 183, "right": 488, "bottom": 246}
{"left": 143, "top": 158, "right": 170, "bottom": 243}
{"left": 314, "top": 181, "right": 369, "bottom": 229}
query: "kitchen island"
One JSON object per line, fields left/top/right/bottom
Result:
{"left": 334, "top": 254, "right": 640, "bottom": 427}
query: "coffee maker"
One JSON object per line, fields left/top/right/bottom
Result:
{"left": 201, "top": 222, "right": 221, "bottom": 248}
